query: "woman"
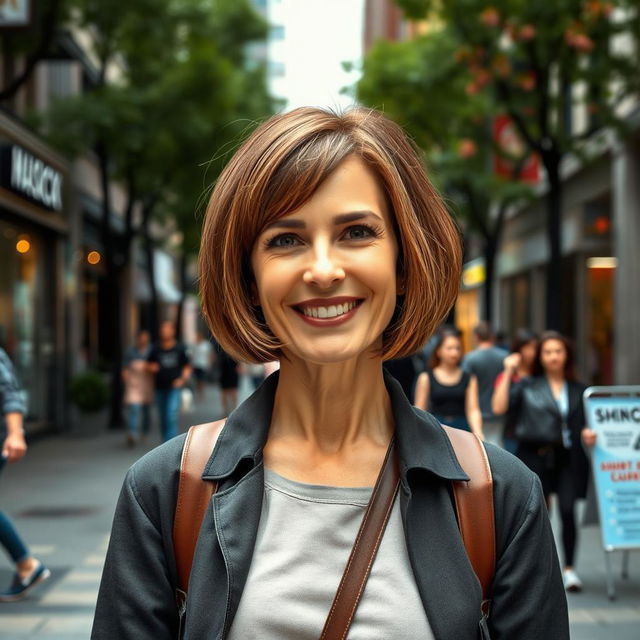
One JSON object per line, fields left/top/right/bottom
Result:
{"left": 0, "top": 347, "right": 50, "bottom": 602}
{"left": 491, "top": 328, "right": 537, "bottom": 454}
{"left": 92, "top": 108, "right": 568, "bottom": 639}
{"left": 495, "top": 330, "right": 590, "bottom": 593}
{"left": 414, "top": 329, "right": 484, "bottom": 439}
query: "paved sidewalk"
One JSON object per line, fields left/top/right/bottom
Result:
{"left": 0, "top": 378, "right": 639, "bottom": 639}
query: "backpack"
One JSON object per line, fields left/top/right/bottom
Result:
{"left": 173, "top": 420, "right": 495, "bottom": 615}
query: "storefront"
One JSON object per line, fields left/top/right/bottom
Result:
{"left": 0, "top": 113, "right": 69, "bottom": 433}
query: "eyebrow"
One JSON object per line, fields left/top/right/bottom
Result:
{"left": 264, "top": 210, "right": 382, "bottom": 231}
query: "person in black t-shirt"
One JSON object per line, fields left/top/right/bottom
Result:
{"left": 147, "top": 321, "right": 191, "bottom": 441}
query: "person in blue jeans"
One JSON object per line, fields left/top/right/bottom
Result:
{"left": 147, "top": 321, "right": 192, "bottom": 442}
{"left": 0, "top": 347, "right": 50, "bottom": 602}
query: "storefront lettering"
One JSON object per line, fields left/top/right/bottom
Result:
{"left": 9, "top": 146, "right": 63, "bottom": 212}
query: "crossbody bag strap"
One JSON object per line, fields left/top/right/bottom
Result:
{"left": 442, "top": 425, "right": 496, "bottom": 609}
{"left": 319, "top": 438, "right": 400, "bottom": 640}
{"left": 173, "top": 419, "right": 226, "bottom": 610}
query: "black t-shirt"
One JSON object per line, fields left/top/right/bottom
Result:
{"left": 148, "top": 343, "right": 190, "bottom": 390}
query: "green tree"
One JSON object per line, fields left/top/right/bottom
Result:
{"left": 394, "top": 0, "right": 640, "bottom": 330}
{"left": 42, "top": 0, "right": 273, "bottom": 426}
{"left": 358, "top": 29, "right": 531, "bottom": 322}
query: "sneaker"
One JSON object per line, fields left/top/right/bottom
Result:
{"left": 0, "top": 561, "right": 51, "bottom": 602}
{"left": 563, "top": 568, "right": 583, "bottom": 592}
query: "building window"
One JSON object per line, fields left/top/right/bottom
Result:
{"left": 269, "top": 61, "right": 285, "bottom": 77}
{"left": 270, "top": 25, "right": 285, "bottom": 40}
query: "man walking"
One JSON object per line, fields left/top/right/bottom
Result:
{"left": 463, "top": 322, "right": 508, "bottom": 446}
{"left": 147, "top": 321, "right": 192, "bottom": 442}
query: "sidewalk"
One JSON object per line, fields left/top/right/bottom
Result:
{"left": 1, "top": 378, "right": 639, "bottom": 639}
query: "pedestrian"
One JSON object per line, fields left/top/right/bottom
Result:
{"left": 0, "top": 347, "right": 50, "bottom": 602}
{"left": 462, "top": 321, "right": 509, "bottom": 445}
{"left": 147, "top": 321, "right": 192, "bottom": 442}
{"left": 121, "top": 329, "right": 153, "bottom": 446}
{"left": 92, "top": 107, "right": 568, "bottom": 639}
{"left": 494, "top": 330, "right": 591, "bottom": 592}
{"left": 491, "top": 328, "right": 538, "bottom": 454}
{"left": 414, "top": 328, "right": 484, "bottom": 439}
{"left": 218, "top": 349, "right": 239, "bottom": 414}
{"left": 191, "top": 331, "right": 214, "bottom": 402}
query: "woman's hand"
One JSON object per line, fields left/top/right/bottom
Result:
{"left": 581, "top": 428, "right": 597, "bottom": 447}
{"left": 503, "top": 352, "right": 521, "bottom": 373}
{"left": 2, "top": 432, "right": 27, "bottom": 462}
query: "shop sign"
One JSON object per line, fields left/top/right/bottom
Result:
{"left": 0, "top": 145, "right": 63, "bottom": 212}
{"left": 0, "top": 0, "right": 32, "bottom": 28}
{"left": 583, "top": 387, "right": 640, "bottom": 551}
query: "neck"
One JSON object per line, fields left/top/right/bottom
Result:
{"left": 270, "top": 352, "right": 393, "bottom": 454}
{"left": 438, "top": 362, "right": 459, "bottom": 373}
{"left": 546, "top": 371, "right": 565, "bottom": 383}
{"left": 161, "top": 338, "right": 175, "bottom": 349}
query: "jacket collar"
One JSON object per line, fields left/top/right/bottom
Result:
{"left": 202, "top": 368, "right": 469, "bottom": 482}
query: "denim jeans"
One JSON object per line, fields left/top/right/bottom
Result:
{"left": 156, "top": 388, "right": 181, "bottom": 442}
{"left": 127, "top": 403, "right": 151, "bottom": 437}
{"left": 0, "top": 458, "right": 29, "bottom": 564}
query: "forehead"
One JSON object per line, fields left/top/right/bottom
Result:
{"left": 269, "top": 155, "right": 390, "bottom": 225}
{"left": 542, "top": 339, "right": 564, "bottom": 350}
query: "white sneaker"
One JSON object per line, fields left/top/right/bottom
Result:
{"left": 563, "top": 569, "right": 583, "bottom": 592}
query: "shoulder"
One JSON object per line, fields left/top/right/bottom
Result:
{"left": 484, "top": 443, "right": 545, "bottom": 554}
{"left": 123, "top": 434, "right": 187, "bottom": 526}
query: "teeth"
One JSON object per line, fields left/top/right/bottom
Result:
{"left": 301, "top": 300, "right": 358, "bottom": 319}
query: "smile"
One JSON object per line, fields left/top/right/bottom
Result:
{"left": 292, "top": 298, "right": 364, "bottom": 326}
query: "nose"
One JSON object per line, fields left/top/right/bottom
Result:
{"left": 303, "top": 241, "right": 345, "bottom": 288}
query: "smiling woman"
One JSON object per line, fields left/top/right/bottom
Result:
{"left": 92, "top": 108, "right": 569, "bottom": 640}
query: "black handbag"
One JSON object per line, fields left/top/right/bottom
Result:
{"left": 514, "top": 381, "right": 563, "bottom": 444}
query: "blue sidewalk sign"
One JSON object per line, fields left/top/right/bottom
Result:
{"left": 583, "top": 387, "right": 640, "bottom": 552}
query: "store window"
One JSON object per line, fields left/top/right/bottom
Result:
{"left": 0, "top": 218, "right": 54, "bottom": 422}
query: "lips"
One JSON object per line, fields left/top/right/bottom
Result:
{"left": 291, "top": 297, "right": 364, "bottom": 323}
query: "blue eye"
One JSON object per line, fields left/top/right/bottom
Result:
{"left": 266, "top": 233, "right": 300, "bottom": 249}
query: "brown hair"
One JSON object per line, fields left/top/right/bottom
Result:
{"left": 428, "top": 327, "right": 464, "bottom": 370}
{"left": 199, "top": 107, "right": 463, "bottom": 362}
{"left": 532, "top": 330, "right": 577, "bottom": 381}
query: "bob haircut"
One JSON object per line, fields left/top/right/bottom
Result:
{"left": 532, "top": 330, "right": 577, "bottom": 381}
{"left": 199, "top": 107, "right": 463, "bottom": 363}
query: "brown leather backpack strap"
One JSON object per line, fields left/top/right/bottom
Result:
{"left": 173, "top": 419, "right": 226, "bottom": 602}
{"left": 442, "top": 425, "right": 495, "bottom": 608}
{"left": 320, "top": 438, "right": 400, "bottom": 640}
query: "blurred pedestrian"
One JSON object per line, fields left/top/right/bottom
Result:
{"left": 122, "top": 330, "right": 153, "bottom": 446}
{"left": 462, "top": 321, "right": 509, "bottom": 445}
{"left": 218, "top": 350, "right": 239, "bottom": 414}
{"left": 495, "top": 330, "right": 591, "bottom": 592}
{"left": 147, "top": 321, "right": 192, "bottom": 442}
{"left": 191, "top": 331, "right": 214, "bottom": 402}
{"left": 0, "top": 347, "right": 50, "bottom": 602}
{"left": 93, "top": 107, "right": 568, "bottom": 639}
{"left": 414, "top": 328, "right": 484, "bottom": 439}
{"left": 491, "top": 328, "right": 538, "bottom": 454}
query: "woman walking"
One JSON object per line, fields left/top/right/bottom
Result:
{"left": 495, "top": 330, "right": 591, "bottom": 592}
{"left": 414, "top": 329, "right": 484, "bottom": 440}
{"left": 491, "top": 328, "right": 537, "bottom": 454}
{"left": 92, "top": 107, "right": 568, "bottom": 638}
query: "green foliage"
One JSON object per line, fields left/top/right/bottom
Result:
{"left": 69, "top": 371, "right": 110, "bottom": 412}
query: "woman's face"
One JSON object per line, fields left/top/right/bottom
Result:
{"left": 437, "top": 335, "right": 462, "bottom": 367}
{"left": 251, "top": 155, "right": 400, "bottom": 364}
{"left": 519, "top": 340, "right": 537, "bottom": 367}
{"left": 540, "top": 338, "right": 567, "bottom": 375}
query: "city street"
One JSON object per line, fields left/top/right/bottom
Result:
{"left": 0, "top": 379, "right": 639, "bottom": 639}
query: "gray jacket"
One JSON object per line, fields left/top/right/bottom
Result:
{"left": 92, "top": 372, "right": 568, "bottom": 640}
{"left": 0, "top": 347, "right": 26, "bottom": 443}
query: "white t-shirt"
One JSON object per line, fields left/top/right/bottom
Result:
{"left": 227, "top": 468, "right": 435, "bottom": 639}
{"left": 191, "top": 341, "right": 212, "bottom": 369}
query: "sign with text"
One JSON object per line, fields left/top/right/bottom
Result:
{"left": 0, "top": 0, "right": 32, "bottom": 28}
{"left": 0, "top": 145, "right": 63, "bottom": 212}
{"left": 584, "top": 387, "right": 640, "bottom": 551}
